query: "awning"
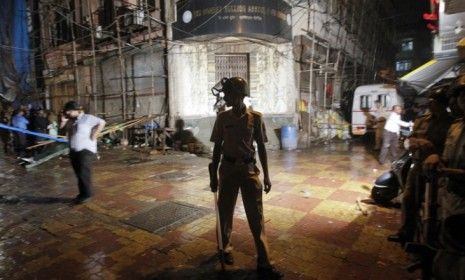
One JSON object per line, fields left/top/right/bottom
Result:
{"left": 419, "top": 61, "right": 465, "bottom": 94}
{"left": 399, "top": 56, "right": 459, "bottom": 93}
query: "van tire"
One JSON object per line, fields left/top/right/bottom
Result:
{"left": 349, "top": 125, "right": 362, "bottom": 138}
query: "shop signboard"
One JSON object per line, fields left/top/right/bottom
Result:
{"left": 173, "top": 0, "right": 292, "bottom": 42}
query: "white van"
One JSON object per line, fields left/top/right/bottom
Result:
{"left": 351, "top": 84, "right": 403, "bottom": 136}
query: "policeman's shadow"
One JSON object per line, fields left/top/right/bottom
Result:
{"left": 150, "top": 254, "right": 257, "bottom": 279}
{"left": 0, "top": 194, "right": 74, "bottom": 204}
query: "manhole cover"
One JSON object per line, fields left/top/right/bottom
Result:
{"left": 123, "top": 201, "right": 211, "bottom": 233}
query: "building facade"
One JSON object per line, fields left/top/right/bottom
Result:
{"left": 166, "top": 0, "right": 296, "bottom": 147}
{"left": 34, "top": 0, "right": 168, "bottom": 123}
{"left": 32, "top": 0, "right": 397, "bottom": 148}
{"left": 167, "top": 0, "right": 397, "bottom": 147}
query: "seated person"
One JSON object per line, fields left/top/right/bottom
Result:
{"left": 172, "top": 119, "right": 195, "bottom": 148}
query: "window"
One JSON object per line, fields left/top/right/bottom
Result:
{"left": 215, "top": 54, "right": 249, "bottom": 85}
{"left": 378, "top": 94, "right": 391, "bottom": 108}
{"left": 52, "top": 10, "right": 72, "bottom": 46}
{"left": 396, "top": 60, "right": 412, "bottom": 72}
{"left": 360, "top": 95, "right": 371, "bottom": 110}
{"left": 401, "top": 39, "right": 413, "bottom": 51}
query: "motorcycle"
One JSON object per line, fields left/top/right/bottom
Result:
{"left": 371, "top": 151, "right": 413, "bottom": 204}
{"left": 371, "top": 126, "right": 413, "bottom": 204}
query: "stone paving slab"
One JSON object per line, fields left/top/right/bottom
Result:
{"left": 0, "top": 144, "right": 419, "bottom": 279}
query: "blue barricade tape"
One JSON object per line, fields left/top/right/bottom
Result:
{"left": 0, "top": 123, "right": 68, "bottom": 143}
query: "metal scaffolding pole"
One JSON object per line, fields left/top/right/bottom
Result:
{"left": 67, "top": 1, "right": 81, "bottom": 104}
{"left": 86, "top": 0, "right": 98, "bottom": 115}
{"left": 307, "top": 1, "right": 316, "bottom": 147}
{"left": 113, "top": 7, "right": 128, "bottom": 122}
{"left": 145, "top": 0, "right": 156, "bottom": 116}
{"left": 323, "top": 45, "right": 330, "bottom": 142}
{"left": 323, "top": 45, "right": 330, "bottom": 110}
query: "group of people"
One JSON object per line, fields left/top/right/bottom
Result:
{"left": 386, "top": 73, "right": 465, "bottom": 279}
{"left": 0, "top": 102, "right": 106, "bottom": 205}
{"left": 0, "top": 106, "right": 58, "bottom": 160}
{"left": 364, "top": 100, "right": 413, "bottom": 164}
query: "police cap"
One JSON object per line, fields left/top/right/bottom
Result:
{"left": 222, "top": 77, "right": 249, "bottom": 97}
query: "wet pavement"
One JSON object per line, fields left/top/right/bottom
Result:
{"left": 0, "top": 142, "right": 418, "bottom": 279}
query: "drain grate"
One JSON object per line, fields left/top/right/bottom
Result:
{"left": 151, "top": 170, "right": 192, "bottom": 181}
{"left": 123, "top": 201, "right": 211, "bottom": 233}
{"left": 123, "top": 157, "right": 153, "bottom": 165}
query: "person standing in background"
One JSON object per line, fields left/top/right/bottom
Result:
{"left": 11, "top": 109, "right": 29, "bottom": 159}
{"left": 373, "top": 100, "right": 388, "bottom": 150}
{"left": 0, "top": 110, "right": 11, "bottom": 154}
{"left": 379, "top": 105, "right": 413, "bottom": 164}
{"left": 61, "top": 101, "right": 106, "bottom": 204}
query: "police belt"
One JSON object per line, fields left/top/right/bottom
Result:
{"left": 222, "top": 155, "right": 255, "bottom": 165}
{"left": 448, "top": 179, "right": 465, "bottom": 198}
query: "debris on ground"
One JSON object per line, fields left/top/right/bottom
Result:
{"left": 356, "top": 198, "right": 369, "bottom": 215}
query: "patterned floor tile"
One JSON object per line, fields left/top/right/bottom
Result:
{"left": 266, "top": 193, "right": 322, "bottom": 213}
{"left": 311, "top": 200, "right": 370, "bottom": 224}
{"left": 288, "top": 185, "right": 337, "bottom": 201}
{"left": 0, "top": 143, "right": 419, "bottom": 279}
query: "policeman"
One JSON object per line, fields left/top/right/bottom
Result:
{"left": 424, "top": 73, "right": 465, "bottom": 280}
{"left": 373, "top": 100, "right": 387, "bottom": 151}
{"left": 209, "top": 77, "right": 282, "bottom": 279}
{"left": 388, "top": 86, "right": 453, "bottom": 244}
{"left": 424, "top": 74, "right": 465, "bottom": 218}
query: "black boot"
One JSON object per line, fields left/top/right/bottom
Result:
{"left": 257, "top": 265, "right": 283, "bottom": 279}
{"left": 218, "top": 250, "right": 234, "bottom": 265}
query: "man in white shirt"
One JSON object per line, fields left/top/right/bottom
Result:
{"left": 379, "top": 105, "right": 413, "bottom": 164}
{"left": 62, "top": 101, "right": 106, "bottom": 204}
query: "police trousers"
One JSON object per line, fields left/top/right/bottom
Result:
{"left": 400, "top": 163, "right": 425, "bottom": 238}
{"left": 218, "top": 161, "right": 271, "bottom": 267}
{"left": 375, "top": 120, "right": 386, "bottom": 150}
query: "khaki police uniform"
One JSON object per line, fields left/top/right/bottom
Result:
{"left": 400, "top": 113, "right": 453, "bottom": 237}
{"left": 441, "top": 119, "right": 465, "bottom": 219}
{"left": 411, "top": 112, "right": 453, "bottom": 159}
{"left": 374, "top": 107, "right": 388, "bottom": 150}
{"left": 433, "top": 119, "right": 465, "bottom": 280}
{"left": 210, "top": 108, "right": 271, "bottom": 267}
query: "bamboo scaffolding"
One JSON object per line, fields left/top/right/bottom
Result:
{"left": 26, "top": 115, "right": 164, "bottom": 150}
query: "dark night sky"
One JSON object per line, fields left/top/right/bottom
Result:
{"left": 389, "top": 0, "right": 431, "bottom": 32}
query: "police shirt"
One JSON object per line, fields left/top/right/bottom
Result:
{"left": 412, "top": 112, "right": 453, "bottom": 155}
{"left": 442, "top": 119, "right": 465, "bottom": 197}
{"left": 443, "top": 120, "right": 465, "bottom": 170}
{"left": 210, "top": 108, "right": 268, "bottom": 160}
